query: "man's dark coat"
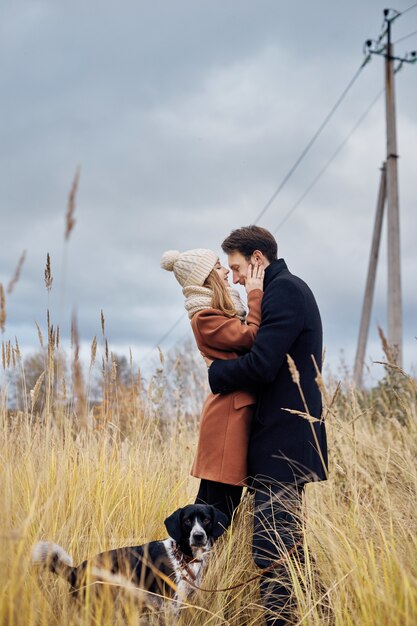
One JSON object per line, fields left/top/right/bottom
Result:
{"left": 209, "top": 259, "right": 328, "bottom": 485}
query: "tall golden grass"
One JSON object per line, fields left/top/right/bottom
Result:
{"left": 1, "top": 312, "right": 416, "bottom": 625}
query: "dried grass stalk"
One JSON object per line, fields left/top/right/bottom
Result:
{"left": 7, "top": 250, "right": 27, "bottom": 294}
{"left": 14, "top": 337, "right": 21, "bottom": 362}
{"left": 286, "top": 354, "right": 307, "bottom": 412}
{"left": 110, "top": 353, "right": 117, "bottom": 383}
{"left": 30, "top": 371, "right": 45, "bottom": 411}
{"left": 6, "top": 340, "right": 11, "bottom": 368}
{"left": 72, "top": 313, "right": 87, "bottom": 426}
{"left": 44, "top": 254, "right": 53, "bottom": 292}
{"left": 0, "top": 284, "right": 6, "bottom": 333}
{"left": 287, "top": 354, "right": 300, "bottom": 385}
{"left": 48, "top": 324, "right": 55, "bottom": 372}
{"left": 61, "top": 374, "right": 67, "bottom": 401}
{"left": 90, "top": 336, "right": 97, "bottom": 368}
{"left": 100, "top": 310, "right": 105, "bottom": 336}
{"left": 34, "top": 320, "right": 44, "bottom": 350}
{"left": 377, "top": 326, "right": 400, "bottom": 365}
{"left": 281, "top": 407, "right": 319, "bottom": 423}
{"left": 65, "top": 167, "right": 80, "bottom": 240}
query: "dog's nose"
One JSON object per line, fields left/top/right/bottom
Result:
{"left": 192, "top": 533, "right": 205, "bottom": 542}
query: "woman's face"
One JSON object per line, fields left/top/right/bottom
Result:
{"left": 214, "top": 260, "right": 230, "bottom": 285}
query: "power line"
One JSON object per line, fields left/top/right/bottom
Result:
{"left": 400, "top": 2, "right": 417, "bottom": 16}
{"left": 141, "top": 311, "right": 187, "bottom": 366}
{"left": 395, "top": 28, "right": 417, "bottom": 44}
{"left": 144, "top": 61, "right": 372, "bottom": 359}
{"left": 252, "top": 60, "right": 369, "bottom": 225}
{"left": 273, "top": 89, "right": 385, "bottom": 234}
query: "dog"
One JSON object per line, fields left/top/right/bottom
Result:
{"left": 32, "top": 504, "right": 228, "bottom": 611}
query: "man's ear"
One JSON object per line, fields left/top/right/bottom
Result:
{"left": 164, "top": 508, "right": 183, "bottom": 542}
{"left": 251, "top": 250, "right": 264, "bottom": 265}
{"left": 211, "top": 507, "right": 229, "bottom": 538}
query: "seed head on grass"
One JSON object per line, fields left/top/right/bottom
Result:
{"left": 34, "top": 320, "right": 44, "bottom": 350}
{"left": 44, "top": 253, "right": 53, "bottom": 292}
{"left": 14, "top": 337, "right": 21, "bottom": 362}
{"left": 90, "top": 336, "right": 97, "bottom": 368}
{"left": 65, "top": 167, "right": 80, "bottom": 241}
{"left": 7, "top": 250, "right": 27, "bottom": 294}
{"left": 287, "top": 354, "right": 300, "bottom": 386}
{"left": 286, "top": 354, "right": 309, "bottom": 414}
{"left": 48, "top": 323, "right": 56, "bottom": 370}
{"left": 30, "top": 371, "right": 45, "bottom": 411}
{"left": 111, "top": 353, "right": 117, "bottom": 383}
{"left": 0, "top": 284, "right": 5, "bottom": 333}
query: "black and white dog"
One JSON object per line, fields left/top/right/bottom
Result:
{"left": 32, "top": 504, "right": 228, "bottom": 609}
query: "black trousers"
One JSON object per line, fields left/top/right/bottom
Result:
{"left": 252, "top": 482, "right": 305, "bottom": 626}
{"left": 195, "top": 478, "right": 243, "bottom": 524}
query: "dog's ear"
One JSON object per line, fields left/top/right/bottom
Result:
{"left": 164, "top": 508, "right": 183, "bottom": 542}
{"left": 211, "top": 507, "right": 229, "bottom": 538}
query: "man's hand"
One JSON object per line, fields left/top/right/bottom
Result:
{"left": 245, "top": 263, "right": 264, "bottom": 294}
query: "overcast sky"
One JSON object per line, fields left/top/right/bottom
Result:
{"left": 1, "top": 0, "right": 416, "bottom": 385}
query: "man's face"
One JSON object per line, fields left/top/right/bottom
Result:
{"left": 227, "top": 251, "right": 253, "bottom": 285}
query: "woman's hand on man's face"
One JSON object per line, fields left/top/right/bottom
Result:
{"left": 245, "top": 263, "right": 264, "bottom": 294}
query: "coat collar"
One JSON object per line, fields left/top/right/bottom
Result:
{"left": 263, "top": 258, "right": 288, "bottom": 289}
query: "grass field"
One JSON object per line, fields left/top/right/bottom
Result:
{"left": 1, "top": 330, "right": 416, "bottom": 625}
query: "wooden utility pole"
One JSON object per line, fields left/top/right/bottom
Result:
{"left": 354, "top": 9, "right": 416, "bottom": 386}
{"left": 353, "top": 163, "right": 386, "bottom": 388}
{"left": 384, "top": 17, "right": 402, "bottom": 366}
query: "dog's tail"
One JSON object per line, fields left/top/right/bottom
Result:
{"left": 32, "top": 541, "right": 78, "bottom": 587}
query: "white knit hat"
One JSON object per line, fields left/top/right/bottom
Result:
{"left": 160, "top": 249, "right": 218, "bottom": 287}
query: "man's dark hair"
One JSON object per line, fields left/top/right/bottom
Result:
{"left": 221, "top": 225, "right": 278, "bottom": 262}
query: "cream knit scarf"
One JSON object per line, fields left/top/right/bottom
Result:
{"left": 183, "top": 285, "right": 247, "bottom": 321}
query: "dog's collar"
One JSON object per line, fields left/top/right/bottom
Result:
{"left": 171, "top": 541, "right": 203, "bottom": 581}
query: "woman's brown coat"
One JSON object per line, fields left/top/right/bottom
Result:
{"left": 190, "top": 289, "right": 263, "bottom": 485}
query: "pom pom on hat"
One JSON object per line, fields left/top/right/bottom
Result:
{"left": 160, "top": 250, "right": 180, "bottom": 272}
{"left": 160, "top": 248, "right": 218, "bottom": 287}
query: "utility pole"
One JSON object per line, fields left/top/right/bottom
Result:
{"left": 354, "top": 9, "right": 416, "bottom": 386}
{"left": 353, "top": 163, "right": 386, "bottom": 388}
{"left": 384, "top": 11, "right": 403, "bottom": 366}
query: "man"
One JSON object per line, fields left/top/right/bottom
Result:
{"left": 205, "top": 225, "right": 328, "bottom": 625}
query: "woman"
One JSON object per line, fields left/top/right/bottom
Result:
{"left": 161, "top": 248, "right": 263, "bottom": 521}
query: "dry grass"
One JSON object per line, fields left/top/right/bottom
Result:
{"left": 65, "top": 168, "right": 80, "bottom": 242}
{"left": 0, "top": 327, "right": 416, "bottom": 625}
{"left": 0, "top": 284, "right": 6, "bottom": 334}
{"left": 6, "top": 250, "right": 27, "bottom": 295}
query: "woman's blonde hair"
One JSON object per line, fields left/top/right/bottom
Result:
{"left": 204, "top": 270, "right": 236, "bottom": 317}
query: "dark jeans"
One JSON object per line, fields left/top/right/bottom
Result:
{"left": 252, "top": 482, "right": 305, "bottom": 626}
{"left": 195, "top": 478, "right": 243, "bottom": 524}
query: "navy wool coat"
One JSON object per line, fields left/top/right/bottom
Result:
{"left": 208, "top": 259, "right": 328, "bottom": 486}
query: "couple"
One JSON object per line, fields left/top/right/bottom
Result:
{"left": 161, "top": 225, "right": 328, "bottom": 626}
